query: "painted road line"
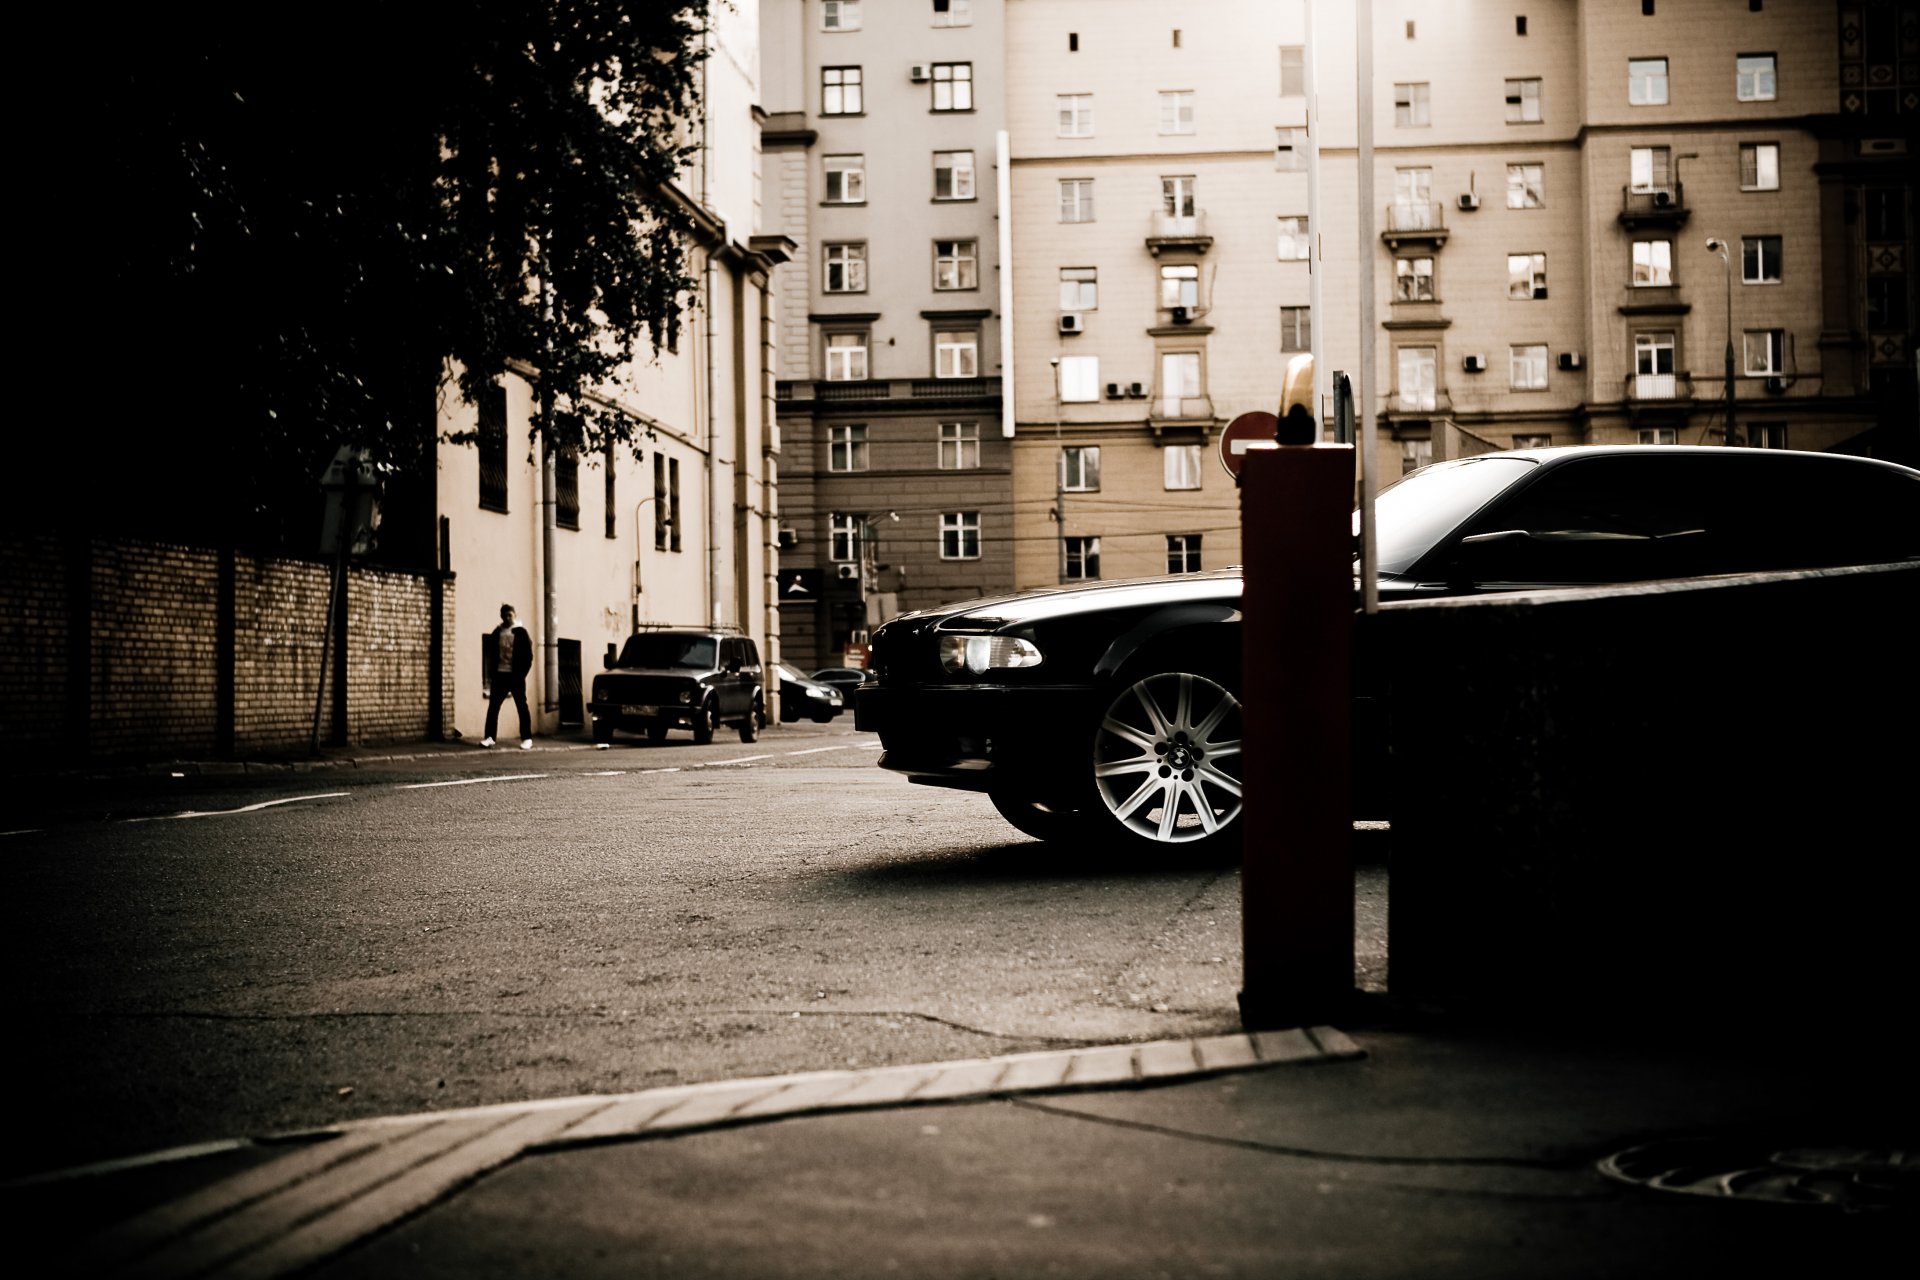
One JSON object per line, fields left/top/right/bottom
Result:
{"left": 2, "top": 828, "right": 47, "bottom": 838}
{"left": 582, "top": 770, "right": 627, "bottom": 777}
{"left": 398, "top": 774, "right": 548, "bottom": 790}
{"left": 638, "top": 767, "right": 682, "bottom": 775}
{"left": 125, "top": 793, "right": 351, "bottom": 823}
{"left": 783, "top": 745, "right": 862, "bottom": 756}
{"left": 706, "top": 754, "right": 775, "bottom": 766}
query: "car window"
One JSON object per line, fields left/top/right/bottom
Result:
{"left": 619, "top": 634, "right": 717, "bottom": 669}
{"left": 741, "top": 640, "right": 760, "bottom": 668}
{"left": 1374, "top": 456, "right": 1536, "bottom": 575}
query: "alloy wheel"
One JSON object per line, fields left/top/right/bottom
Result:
{"left": 1092, "top": 671, "right": 1243, "bottom": 845}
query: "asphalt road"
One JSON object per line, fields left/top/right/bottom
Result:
{"left": 0, "top": 721, "right": 1387, "bottom": 1180}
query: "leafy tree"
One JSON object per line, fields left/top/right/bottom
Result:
{"left": 41, "top": 1, "right": 709, "bottom": 558}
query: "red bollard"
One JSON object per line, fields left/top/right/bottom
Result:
{"left": 1237, "top": 444, "right": 1355, "bottom": 1028}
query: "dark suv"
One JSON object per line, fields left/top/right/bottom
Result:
{"left": 589, "top": 630, "right": 764, "bottom": 746}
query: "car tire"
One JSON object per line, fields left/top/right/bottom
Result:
{"left": 989, "top": 791, "right": 1091, "bottom": 844}
{"left": 1085, "top": 667, "right": 1244, "bottom": 859}
{"left": 646, "top": 723, "right": 669, "bottom": 745}
{"left": 692, "top": 700, "right": 717, "bottom": 746}
{"left": 592, "top": 726, "right": 614, "bottom": 747}
{"left": 739, "top": 699, "right": 761, "bottom": 743}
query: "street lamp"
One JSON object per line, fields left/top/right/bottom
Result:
{"left": 1705, "top": 237, "right": 1736, "bottom": 447}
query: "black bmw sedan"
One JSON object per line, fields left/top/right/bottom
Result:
{"left": 856, "top": 446, "right": 1920, "bottom": 856}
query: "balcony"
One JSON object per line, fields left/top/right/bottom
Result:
{"left": 1624, "top": 371, "right": 1695, "bottom": 421}
{"left": 778, "top": 377, "right": 1002, "bottom": 408}
{"left": 1381, "top": 202, "right": 1449, "bottom": 250}
{"left": 1146, "top": 209, "right": 1213, "bottom": 256}
{"left": 1381, "top": 387, "right": 1454, "bottom": 422}
{"left": 1617, "top": 183, "right": 1691, "bottom": 230}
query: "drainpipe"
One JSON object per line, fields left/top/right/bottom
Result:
{"left": 997, "top": 129, "right": 1014, "bottom": 441}
{"left": 702, "top": 30, "right": 724, "bottom": 629}
{"left": 540, "top": 233, "right": 559, "bottom": 714}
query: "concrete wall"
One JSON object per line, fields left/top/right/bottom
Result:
{"left": 1377, "top": 561, "right": 1917, "bottom": 1024}
{"left": 0, "top": 535, "right": 455, "bottom": 764}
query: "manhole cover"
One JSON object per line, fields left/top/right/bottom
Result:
{"left": 1599, "top": 1137, "right": 1913, "bottom": 1212}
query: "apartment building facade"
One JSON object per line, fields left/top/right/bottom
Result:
{"left": 763, "top": 0, "right": 1013, "bottom": 673}
{"left": 436, "top": 0, "right": 791, "bottom": 738}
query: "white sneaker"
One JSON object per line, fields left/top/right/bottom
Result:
{"left": 595, "top": 742, "right": 611, "bottom": 750}
{"left": 480, "top": 737, "right": 495, "bottom": 747}
{"left": 520, "top": 739, "right": 533, "bottom": 750}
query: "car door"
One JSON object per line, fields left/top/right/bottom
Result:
{"left": 714, "top": 638, "right": 742, "bottom": 719}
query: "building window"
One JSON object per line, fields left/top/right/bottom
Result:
{"left": 1512, "top": 434, "right": 1553, "bottom": 450}
{"left": 1279, "top": 45, "right": 1304, "bottom": 96}
{"left": 1060, "top": 266, "right": 1098, "bottom": 311}
{"left": 1864, "top": 188, "right": 1903, "bottom": 241}
{"left": 824, "top": 331, "right": 868, "bottom": 381}
{"left": 1397, "top": 347, "right": 1437, "bottom": 412}
{"left": 1159, "top": 263, "right": 1199, "bottom": 309}
{"left": 1508, "top": 252, "right": 1547, "bottom": 300}
{"left": 1507, "top": 163, "right": 1544, "bottom": 209}
{"left": 939, "top": 422, "right": 979, "bottom": 470}
{"left": 1402, "top": 439, "right": 1433, "bottom": 475}
{"left": 1395, "top": 256, "right": 1435, "bottom": 302}
{"left": 1393, "top": 168, "right": 1435, "bottom": 228}
{"left": 1161, "top": 351, "right": 1201, "bottom": 418}
{"left": 1638, "top": 427, "right": 1678, "bottom": 445}
{"left": 1057, "top": 93, "right": 1093, "bottom": 137}
{"left": 934, "top": 239, "right": 978, "bottom": 290}
{"left": 1164, "top": 444, "right": 1203, "bottom": 490}
{"left": 934, "top": 330, "right": 978, "bottom": 378}
{"left": 655, "top": 454, "right": 681, "bottom": 551}
{"left": 478, "top": 385, "right": 508, "bottom": 513}
{"left": 1510, "top": 344, "right": 1548, "bottom": 390}
{"left": 1629, "top": 146, "right": 1670, "bottom": 193}
{"left": 1634, "top": 331, "right": 1677, "bottom": 401}
{"left": 933, "top": 150, "right": 975, "bottom": 200}
{"left": 1063, "top": 536, "right": 1101, "bottom": 581}
{"left": 1275, "top": 127, "right": 1305, "bottom": 172}
{"left": 823, "top": 66, "right": 863, "bottom": 115}
{"left": 1277, "top": 215, "right": 1309, "bottom": 261}
{"left": 824, "top": 154, "right": 865, "bottom": 204}
{"left": 1167, "top": 534, "right": 1203, "bottom": 574}
{"left": 1058, "top": 355, "right": 1099, "bottom": 402}
{"left": 1060, "top": 445, "right": 1101, "bottom": 492}
{"left": 822, "top": 1, "right": 861, "bottom": 31}
{"left": 1505, "top": 78, "right": 1542, "bottom": 123}
{"left": 941, "top": 512, "right": 981, "bottom": 560}
{"left": 823, "top": 242, "right": 866, "bottom": 293}
{"left": 1394, "top": 82, "right": 1431, "bottom": 127}
{"left": 931, "top": 0, "right": 971, "bottom": 27}
{"left": 1866, "top": 277, "right": 1909, "bottom": 331}
{"left": 1632, "top": 239, "right": 1673, "bottom": 286}
{"left": 1740, "top": 143, "right": 1780, "bottom": 191}
{"left": 1736, "top": 53, "right": 1776, "bottom": 101}
{"left": 1059, "top": 178, "right": 1095, "bottom": 222}
{"left": 1743, "top": 329, "right": 1785, "bottom": 375}
{"left": 931, "top": 63, "right": 973, "bottom": 112}
{"left": 829, "top": 425, "right": 869, "bottom": 473}
{"left": 1629, "top": 58, "right": 1668, "bottom": 105}
{"left": 1750, "top": 422, "right": 1787, "bottom": 449}
{"left": 1280, "top": 305, "right": 1311, "bottom": 352}
{"left": 1742, "top": 235, "right": 1782, "bottom": 283}
{"left": 1161, "top": 175, "right": 1196, "bottom": 218}
{"left": 1158, "top": 90, "right": 1195, "bottom": 134}
{"left": 830, "top": 513, "right": 863, "bottom": 562}
{"left": 556, "top": 449, "right": 579, "bottom": 530}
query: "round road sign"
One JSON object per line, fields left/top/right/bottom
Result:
{"left": 1219, "top": 411, "right": 1280, "bottom": 480}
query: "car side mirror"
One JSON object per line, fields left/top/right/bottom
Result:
{"left": 727, "top": 660, "right": 742, "bottom": 675}
{"left": 604, "top": 644, "right": 618, "bottom": 669}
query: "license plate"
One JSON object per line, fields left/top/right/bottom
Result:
{"left": 621, "top": 704, "right": 658, "bottom": 717}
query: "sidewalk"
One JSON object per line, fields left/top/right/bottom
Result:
{"left": 16, "top": 1010, "right": 1907, "bottom": 1279}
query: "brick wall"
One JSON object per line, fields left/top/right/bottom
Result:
{"left": 0, "top": 536, "right": 453, "bottom": 764}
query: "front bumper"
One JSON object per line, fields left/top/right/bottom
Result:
{"left": 855, "top": 683, "right": 1098, "bottom": 793}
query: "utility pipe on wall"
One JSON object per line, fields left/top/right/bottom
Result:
{"left": 997, "top": 129, "right": 1015, "bottom": 440}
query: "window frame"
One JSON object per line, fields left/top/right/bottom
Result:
{"left": 821, "top": 0, "right": 861, "bottom": 32}
{"left": 1058, "top": 354, "right": 1099, "bottom": 403}
{"left": 822, "top": 66, "right": 864, "bottom": 115}
{"left": 823, "top": 241, "right": 867, "bottom": 294}
{"left": 1629, "top": 146, "right": 1671, "bottom": 194}
{"left": 931, "top": 62, "right": 973, "bottom": 112}
{"left": 938, "top": 421, "right": 980, "bottom": 470}
{"left": 1058, "top": 177, "right": 1095, "bottom": 223}
{"left": 931, "top": 0, "right": 972, "bottom": 28}
{"left": 940, "top": 512, "right": 982, "bottom": 561}
{"left": 1506, "top": 163, "right": 1544, "bottom": 209}
{"left": 1166, "top": 534, "right": 1203, "bottom": 574}
{"left": 1158, "top": 90, "right": 1195, "bottom": 135}
{"left": 1628, "top": 57, "right": 1668, "bottom": 105}
{"left": 1736, "top": 53, "right": 1777, "bottom": 102}
{"left": 1277, "top": 215, "right": 1310, "bottom": 261}
{"left": 1163, "top": 444, "right": 1203, "bottom": 491}
{"left": 1279, "top": 304, "right": 1311, "bottom": 353}
{"left": 823, "top": 153, "right": 866, "bottom": 204}
{"left": 828, "top": 424, "right": 870, "bottom": 473}
{"left": 1743, "top": 329, "right": 1785, "bottom": 375}
{"left": 1741, "top": 235, "right": 1783, "bottom": 284}
{"left": 1059, "top": 445, "right": 1102, "bottom": 493}
{"left": 1509, "top": 344, "right": 1549, "bottom": 391}
{"left": 1397, "top": 346, "right": 1438, "bottom": 412}
{"left": 1739, "top": 142, "right": 1780, "bottom": 191}
{"left": 1507, "top": 251, "right": 1548, "bottom": 300}
{"left": 1632, "top": 239, "right": 1674, "bottom": 287}
{"left": 824, "top": 330, "right": 869, "bottom": 382}
{"left": 1059, "top": 266, "right": 1098, "bottom": 311}
{"left": 1057, "top": 93, "right": 1093, "bottom": 137}
{"left": 830, "top": 512, "right": 863, "bottom": 563}
{"left": 1395, "top": 255, "right": 1435, "bottom": 302}
{"left": 1275, "top": 127, "right": 1306, "bottom": 172}
{"left": 1504, "top": 77, "right": 1542, "bottom": 123}
{"left": 1161, "top": 174, "right": 1196, "bottom": 218}
{"left": 1063, "top": 535, "right": 1101, "bottom": 581}
{"left": 933, "top": 329, "right": 979, "bottom": 379}
{"left": 932, "top": 150, "right": 975, "bottom": 201}
{"left": 933, "top": 238, "right": 979, "bottom": 291}
{"left": 1394, "top": 81, "right": 1431, "bottom": 127}
{"left": 1279, "top": 46, "right": 1305, "bottom": 96}
{"left": 1159, "top": 263, "right": 1199, "bottom": 309}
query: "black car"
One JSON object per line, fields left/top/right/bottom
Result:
{"left": 857, "top": 446, "right": 1920, "bottom": 854}
{"left": 810, "top": 667, "right": 876, "bottom": 700}
{"left": 589, "top": 630, "right": 764, "bottom": 745}
{"left": 778, "top": 663, "right": 845, "bottom": 722}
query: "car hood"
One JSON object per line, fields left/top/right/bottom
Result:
{"left": 600, "top": 665, "right": 711, "bottom": 680}
{"left": 894, "top": 570, "right": 1243, "bottom": 631}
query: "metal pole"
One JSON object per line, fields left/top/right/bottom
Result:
{"left": 1305, "top": 0, "right": 1325, "bottom": 437}
{"left": 1724, "top": 256, "right": 1737, "bottom": 447}
{"left": 1356, "top": 0, "right": 1379, "bottom": 614}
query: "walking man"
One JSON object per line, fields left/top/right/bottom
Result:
{"left": 483, "top": 603, "right": 534, "bottom": 749}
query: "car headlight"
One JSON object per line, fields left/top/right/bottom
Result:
{"left": 677, "top": 689, "right": 692, "bottom": 704}
{"left": 807, "top": 687, "right": 831, "bottom": 700}
{"left": 939, "top": 635, "right": 1044, "bottom": 675}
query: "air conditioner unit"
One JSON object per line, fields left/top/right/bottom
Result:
{"left": 1763, "top": 375, "right": 1788, "bottom": 394}
{"left": 1558, "top": 352, "right": 1583, "bottom": 371}
{"left": 1170, "top": 305, "right": 1192, "bottom": 324}
{"left": 1462, "top": 354, "right": 1487, "bottom": 373}
{"left": 777, "top": 527, "right": 799, "bottom": 550}
{"left": 1105, "top": 383, "right": 1123, "bottom": 399}
{"left": 1458, "top": 193, "right": 1481, "bottom": 211}
{"left": 1652, "top": 190, "right": 1673, "bottom": 208}
{"left": 835, "top": 563, "right": 861, "bottom": 581}
{"left": 1059, "top": 312, "right": 1084, "bottom": 334}
{"left": 1128, "top": 382, "right": 1145, "bottom": 398}
{"left": 909, "top": 63, "right": 930, "bottom": 82}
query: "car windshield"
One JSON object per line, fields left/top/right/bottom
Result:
{"left": 1371, "top": 456, "right": 1537, "bottom": 575}
{"left": 778, "top": 663, "right": 808, "bottom": 681}
{"left": 618, "top": 634, "right": 716, "bottom": 669}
